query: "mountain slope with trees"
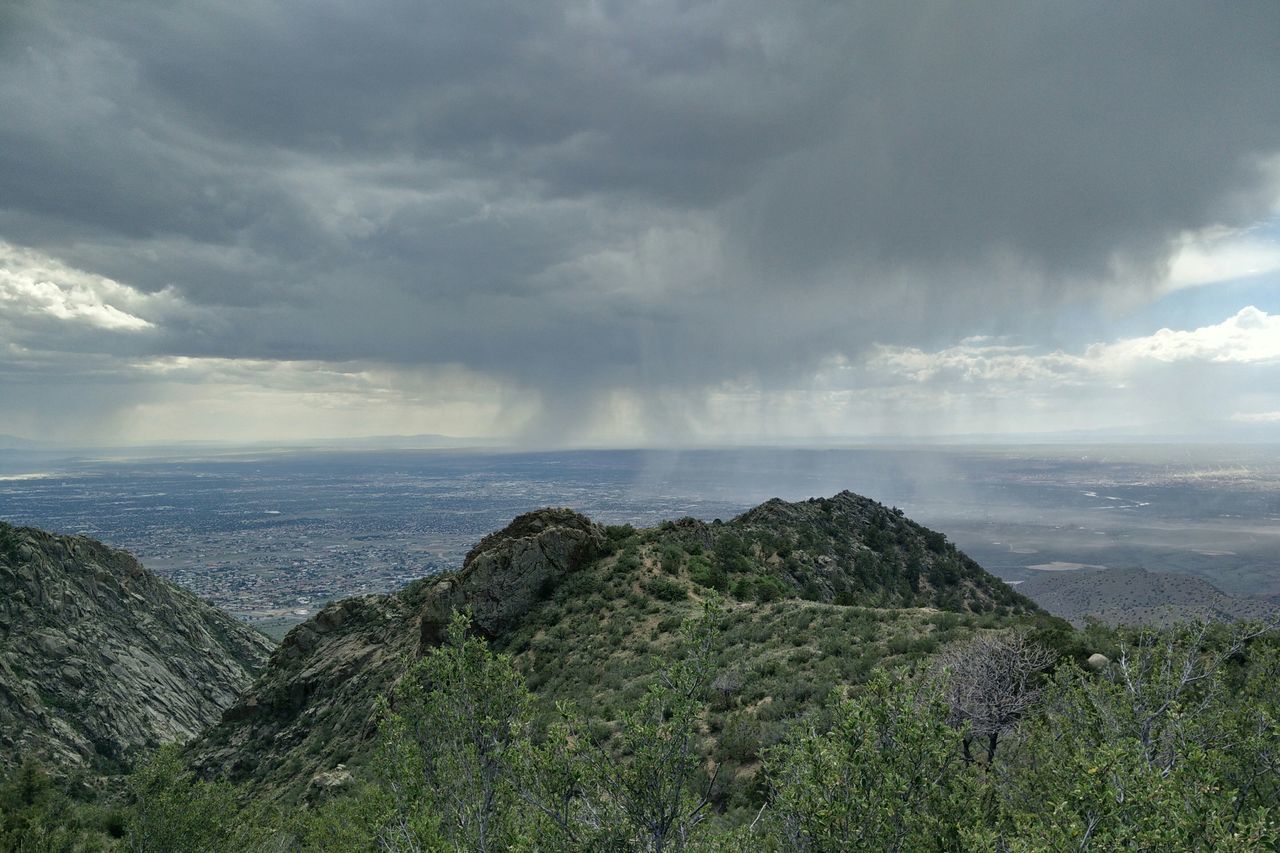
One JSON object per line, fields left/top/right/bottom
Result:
{"left": 191, "top": 492, "right": 1043, "bottom": 801}
{"left": 4, "top": 497, "right": 1280, "bottom": 850}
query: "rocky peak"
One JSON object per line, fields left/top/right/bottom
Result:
{"left": 731, "top": 491, "right": 887, "bottom": 528}
{"left": 718, "top": 492, "right": 1033, "bottom": 613}
{"left": 422, "top": 508, "right": 605, "bottom": 646}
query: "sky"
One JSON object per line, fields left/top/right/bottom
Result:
{"left": 1, "top": 1, "right": 1278, "bottom": 447}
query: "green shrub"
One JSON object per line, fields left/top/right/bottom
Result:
{"left": 688, "top": 555, "right": 728, "bottom": 591}
{"left": 754, "top": 576, "right": 788, "bottom": 603}
{"left": 659, "top": 544, "right": 684, "bottom": 575}
{"left": 643, "top": 577, "right": 687, "bottom": 602}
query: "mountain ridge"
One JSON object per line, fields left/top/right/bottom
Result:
{"left": 0, "top": 522, "right": 275, "bottom": 774}
{"left": 1017, "top": 565, "right": 1280, "bottom": 627}
{"left": 190, "top": 491, "right": 1041, "bottom": 800}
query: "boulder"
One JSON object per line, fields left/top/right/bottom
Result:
{"left": 309, "top": 764, "right": 355, "bottom": 797}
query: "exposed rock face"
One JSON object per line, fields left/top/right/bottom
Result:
{"left": 194, "top": 589, "right": 425, "bottom": 791}
{"left": 420, "top": 508, "right": 605, "bottom": 646}
{"left": 0, "top": 523, "right": 274, "bottom": 773}
{"left": 308, "top": 764, "right": 355, "bottom": 801}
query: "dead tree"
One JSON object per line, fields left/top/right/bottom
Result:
{"left": 933, "top": 630, "right": 1056, "bottom": 764}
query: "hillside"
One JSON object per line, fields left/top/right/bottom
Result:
{"left": 191, "top": 491, "right": 1043, "bottom": 802}
{"left": 0, "top": 522, "right": 275, "bottom": 774}
{"left": 1017, "top": 566, "right": 1280, "bottom": 627}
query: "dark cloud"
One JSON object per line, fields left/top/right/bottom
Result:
{"left": 0, "top": 0, "right": 1278, "bottom": 439}
{"left": 732, "top": 3, "right": 1280, "bottom": 281}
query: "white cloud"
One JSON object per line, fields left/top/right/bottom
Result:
{"left": 1164, "top": 227, "right": 1280, "bottom": 291}
{"left": 867, "top": 343, "right": 1088, "bottom": 385}
{"left": 1087, "top": 306, "right": 1280, "bottom": 367}
{"left": 0, "top": 242, "right": 166, "bottom": 331}
{"left": 111, "top": 355, "right": 538, "bottom": 443}
{"left": 1231, "top": 411, "right": 1280, "bottom": 424}
{"left": 872, "top": 306, "right": 1280, "bottom": 388}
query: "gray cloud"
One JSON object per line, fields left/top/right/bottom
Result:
{"left": 1, "top": 0, "right": 1278, "bottom": 441}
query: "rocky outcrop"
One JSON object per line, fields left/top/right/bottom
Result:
{"left": 420, "top": 508, "right": 604, "bottom": 646}
{"left": 0, "top": 523, "right": 274, "bottom": 774}
{"left": 192, "top": 588, "right": 425, "bottom": 790}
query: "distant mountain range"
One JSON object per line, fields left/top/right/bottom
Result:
{"left": 1017, "top": 566, "right": 1280, "bottom": 627}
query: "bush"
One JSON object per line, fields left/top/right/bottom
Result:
{"left": 644, "top": 577, "right": 687, "bottom": 602}
{"left": 125, "top": 746, "right": 244, "bottom": 853}
{"left": 754, "top": 576, "right": 788, "bottom": 603}
{"left": 0, "top": 760, "right": 120, "bottom": 851}
{"left": 688, "top": 555, "right": 728, "bottom": 591}
{"left": 764, "top": 672, "right": 975, "bottom": 851}
{"left": 659, "top": 544, "right": 684, "bottom": 576}
{"left": 616, "top": 548, "right": 642, "bottom": 573}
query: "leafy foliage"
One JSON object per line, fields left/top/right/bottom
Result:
{"left": 978, "top": 622, "right": 1280, "bottom": 850}
{"left": 763, "top": 673, "right": 975, "bottom": 852}
{"left": 376, "top": 612, "right": 529, "bottom": 851}
{"left": 8, "top": 619, "right": 1280, "bottom": 851}
{"left": 124, "top": 745, "right": 272, "bottom": 852}
{"left": 0, "top": 759, "right": 122, "bottom": 852}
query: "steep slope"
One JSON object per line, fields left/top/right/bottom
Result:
{"left": 191, "top": 493, "right": 1043, "bottom": 802}
{"left": 0, "top": 522, "right": 275, "bottom": 774}
{"left": 1018, "top": 566, "right": 1280, "bottom": 627}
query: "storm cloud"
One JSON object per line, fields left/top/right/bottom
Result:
{"left": 1, "top": 1, "right": 1278, "bottom": 442}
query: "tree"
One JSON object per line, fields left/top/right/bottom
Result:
{"left": 933, "top": 629, "right": 1055, "bottom": 763}
{"left": 124, "top": 746, "right": 239, "bottom": 853}
{"left": 763, "top": 672, "right": 976, "bottom": 852}
{"left": 0, "top": 759, "right": 118, "bottom": 852}
{"left": 514, "top": 597, "right": 725, "bottom": 851}
{"left": 377, "top": 610, "right": 531, "bottom": 852}
{"left": 583, "top": 597, "right": 722, "bottom": 852}
{"left": 372, "top": 599, "right": 726, "bottom": 852}
{"left": 977, "top": 621, "right": 1280, "bottom": 850}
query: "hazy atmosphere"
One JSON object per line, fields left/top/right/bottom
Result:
{"left": 2, "top": 1, "right": 1279, "bottom": 445}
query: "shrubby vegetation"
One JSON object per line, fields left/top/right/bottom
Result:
{"left": 4, "top": 605, "right": 1279, "bottom": 851}
{"left": 0, "top": 760, "right": 123, "bottom": 851}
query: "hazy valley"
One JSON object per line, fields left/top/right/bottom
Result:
{"left": 2, "top": 444, "right": 1276, "bottom": 633}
